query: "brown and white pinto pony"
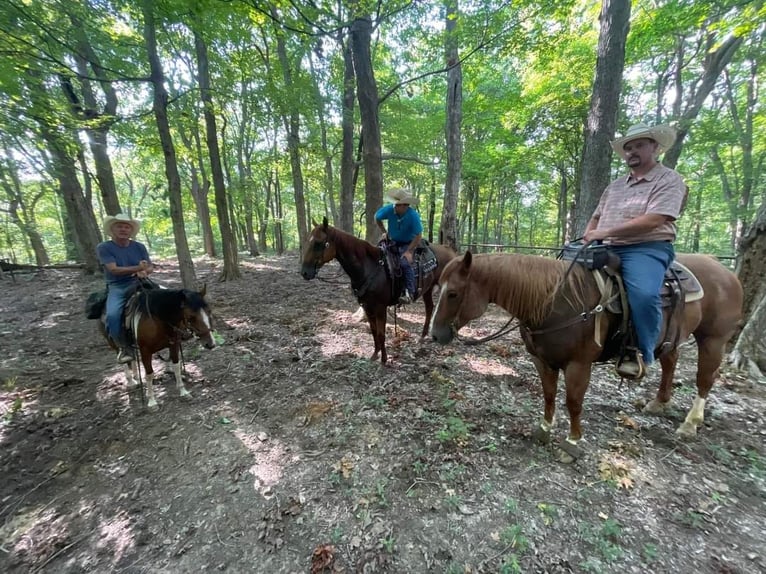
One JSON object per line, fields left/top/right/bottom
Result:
{"left": 301, "top": 217, "right": 456, "bottom": 364}
{"left": 430, "top": 251, "right": 742, "bottom": 459}
{"left": 102, "top": 287, "right": 215, "bottom": 409}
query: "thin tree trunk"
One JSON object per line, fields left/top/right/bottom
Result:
{"left": 193, "top": 28, "right": 240, "bottom": 280}
{"left": 142, "top": 0, "right": 197, "bottom": 288}
{"left": 339, "top": 34, "right": 356, "bottom": 233}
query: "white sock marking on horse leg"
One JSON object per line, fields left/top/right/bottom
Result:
{"left": 124, "top": 363, "right": 137, "bottom": 389}
{"left": 145, "top": 372, "right": 158, "bottom": 409}
{"left": 683, "top": 396, "right": 706, "bottom": 427}
{"left": 173, "top": 361, "right": 190, "bottom": 397}
{"left": 429, "top": 280, "right": 447, "bottom": 335}
{"left": 539, "top": 416, "right": 555, "bottom": 433}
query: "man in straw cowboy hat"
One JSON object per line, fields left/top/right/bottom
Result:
{"left": 97, "top": 213, "right": 154, "bottom": 363}
{"left": 375, "top": 188, "right": 424, "bottom": 304}
{"left": 584, "top": 122, "right": 688, "bottom": 379}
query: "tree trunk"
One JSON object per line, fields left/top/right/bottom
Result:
{"left": 730, "top": 288, "right": 766, "bottom": 381}
{"left": 339, "top": 34, "right": 356, "bottom": 233}
{"left": 194, "top": 28, "right": 240, "bottom": 280}
{"left": 142, "top": 0, "right": 197, "bottom": 288}
{"left": 350, "top": 15, "right": 383, "bottom": 243}
{"left": 573, "top": 0, "right": 631, "bottom": 236}
{"left": 736, "top": 199, "right": 766, "bottom": 320}
{"left": 441, "top": 0, "right": 463, "bottom": 252}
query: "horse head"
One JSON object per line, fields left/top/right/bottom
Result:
{"left": 301, "top": 216, "right": 336, "bottom": 280}
{"left": 430, "top": 251, "right": 489, "bottom": 343}
{"left": 181, "top": 287, "right": 216, "bottom": 349}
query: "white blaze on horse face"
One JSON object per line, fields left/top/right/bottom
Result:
{"left": 429, "top": 280, "right": 448, "bottom": 335}
{"left": 200, "top": 309, "right": 212, "bottom": 331}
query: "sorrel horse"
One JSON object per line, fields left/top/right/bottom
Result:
{"left": 430, "top": 251, "right": 742, "bottom": 458}
{"left": 101, "top": 286, "right": 215, "bottom": 409}
{"left": 301, "top": 217, "right": 456, "bottom": 364}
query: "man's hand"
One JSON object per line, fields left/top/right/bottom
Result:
{"left": 403, "top": 250, "right": 413, "bottom": 263}
{"left": 583, "top": 228, "right": 608, "bottom": 243}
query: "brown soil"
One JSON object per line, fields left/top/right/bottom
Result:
{"left": 1, "top": 255, "right": 764, "bottom": 574}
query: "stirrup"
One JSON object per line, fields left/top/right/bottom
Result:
{"left": 616, "top": 352, "right": 645, "bottom": 380}
{"left": 117, "top": 348, "right": 135, "bottom": 364}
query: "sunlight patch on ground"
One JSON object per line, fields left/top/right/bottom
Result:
{"left": 36, "top": 311, "right": 69, "bottom": 329}
{"left": 463, "top": 356, "right": 518, "bottom": 377}
{"left": 96, "top": 510, "right": 135, "bottom": 562}
{"left": 233, "top": 429, "right": 289, "bottom": 498}
{"left": 2, "top": 506, "right": 69, "bottom": 561}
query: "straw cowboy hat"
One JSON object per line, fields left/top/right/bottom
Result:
{"left": 386, "top": 188, "right": 419, "bottom": 207}
{"left": 103, "top": 213, "right": 141, "bottom": 238}
{"left": 611, "top": 123, "right": 677, "bottom": 158}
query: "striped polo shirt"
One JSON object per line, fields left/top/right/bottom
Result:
{"left": 593, "top": 163, "right": 688, "bottom": 245}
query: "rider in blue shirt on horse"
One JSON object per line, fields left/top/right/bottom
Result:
{"left": 375, "top": 189, "right": 423, "bottom": 305}
{"left": 96, "top": 214, "right": 154, "bottom": 363}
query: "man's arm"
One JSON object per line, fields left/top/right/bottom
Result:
{"left": 104, "top": 260, "right": 151, "bottom": 277}
{"left": 584, "top": 213, "right": 671, "bottom": 242}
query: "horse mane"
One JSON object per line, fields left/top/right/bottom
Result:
{"left": 326, "top": 225, "right": 380, "bottom": 260}
{"left": 473, "top": 253, "right": 590, "bottom": 325}
{"left": 134, "top": 289, "right": 188, "bottom": 323}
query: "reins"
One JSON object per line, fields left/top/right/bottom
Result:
{"left": 457, "top": 318, "right": 519, "bottom": 345}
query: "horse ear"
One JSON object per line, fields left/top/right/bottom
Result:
{"left": 461, "top": 250, "right": 473, "bottom": 272}
{"left": 312, "top": 218, "right": 319, "bottom": 227}
{"left": 322, "top": 216, "right": 328, "bottom": 230}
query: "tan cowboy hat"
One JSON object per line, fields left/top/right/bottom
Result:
{"left": 611, "top": 123, "right": 677, "bottom": 158}
{"left": 386, "top": 188, "right": 419, "bottom": 207}
{"left": 103, "top": 213, "right": 141, "bottom": 238}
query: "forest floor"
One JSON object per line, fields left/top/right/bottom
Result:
{"left": 1, "top": 254, "right": 765, "bottom": 574}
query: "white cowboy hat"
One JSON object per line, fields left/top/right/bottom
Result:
{"left": 386, "top": 188, "right": 419, "bottom": 207}
{"left": 103, "top": 213, "right": 141, "bottom": 238}
{"left": 611, "top": 123, "right": 677, "bottom": 158}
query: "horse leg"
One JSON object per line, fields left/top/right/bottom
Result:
{"left": 169, "top": 341, "right": 191, "bottom": 400}
{"left": 375, "top": 307, "right": 388, "bottom": 364}
{"left": 124, "top": 360, "right": 139, "bottom": 390}
{"left": 530, "top": 357, "right": 559, "bottom": 445}
{"left": 140, "top": 350, "right": 159, "bottom": 411}
{"left": 557, "top": 361, "right": 593, "bottom": 463}
{"left": 421, "top": 286, "right": 434, "bottom": 339}
{"left": 644, "top": 347, "right": 679, "bottom": 415}
{"left": 676, "top": 334, "right": 725, "bottom": 438}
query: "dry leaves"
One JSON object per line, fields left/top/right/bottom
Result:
{"left": 598, "top": 453, "right": 635, "bottom": 489}
{"left": 311, "top": 544, "right": 336, "bottom": 573}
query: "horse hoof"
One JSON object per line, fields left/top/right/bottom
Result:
{"left": 558, "top": 439, "right": 584, "bottom": 462}
{"left": 643, "top": 399, "right": 669, "bottom": 415}
{"left": 532, "top": 425, "right": 551, "bottom": 445}
{"left": 180, "top": 391, "right": 193, "bottom": 400}
{"left": 147, "top": 401, "right": 159, "bottom": 411}
{"left": 675, "top": 422, "right": 698, "bottom": 439}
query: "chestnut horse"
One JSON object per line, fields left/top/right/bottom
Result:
{"left": 301, "top": 217, "right": 456, "bottom": 364}
{"left": 430, "top": 251, "right": 742, "bottom": 459}
{"left": 101, "top": 286, "right": 215, "bottom": 409}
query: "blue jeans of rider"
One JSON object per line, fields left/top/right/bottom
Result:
{"left": 393, "top": 241, "right": 416, "bottom": 296}
{"left": 105, "top": 281, "right": 137, "bottom": 347}
{"left": 609, "top": 241, "right": 675, "bottom": 365}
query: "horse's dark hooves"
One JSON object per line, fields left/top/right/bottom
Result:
{"left": 557, "top": 438, "right": 584, "bottom": 463}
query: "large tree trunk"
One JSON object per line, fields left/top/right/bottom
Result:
{"left": 67, "top": 14, "right": 121, "bottom": 215}
{"left": 142, "top": 0, "right": 197, "bottom": 288}
{"left": 0, "top": 159, "right": 50, "bottom": 266}
{"left": 339, "top": 35, "right": 356, "bottom": 233}
{"left": 41, "top": 128, "right": 100, "bottom": 272}
{"left": 194, "top": 28, "right": 240, "bottom": 280}
{"left": 441, "top": 0, "right": 462, "bottom": 252}
{"left": 350, "top": 15, "right": 383, "bottom": 243}
{"left": 573, "top": 0, "right": 631, "bottom": 237}
{"left": 730, "top": 199, "right": 766, "bottom": 379}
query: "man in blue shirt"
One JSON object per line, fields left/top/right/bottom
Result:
{"left": 375, "top": 189, "right": 423, "bottom": 304}
{"left": 96, "top": 213, "right": 153, "bottom": 363}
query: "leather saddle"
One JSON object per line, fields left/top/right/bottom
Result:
{"left": 380, "top": 239, "right": 438, "bottom": 302}
{"left": 591, "top": 258, "right": 704, "bottom": 362}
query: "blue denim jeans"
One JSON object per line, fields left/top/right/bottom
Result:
{"left": 392, "top": 241, "right": 416, "bottom": 295}
{"left": 105, "top": 281, "right": 137, "bottom": 347}
{"left": 609, "top": 241, "right": 675, "bottom": 364}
